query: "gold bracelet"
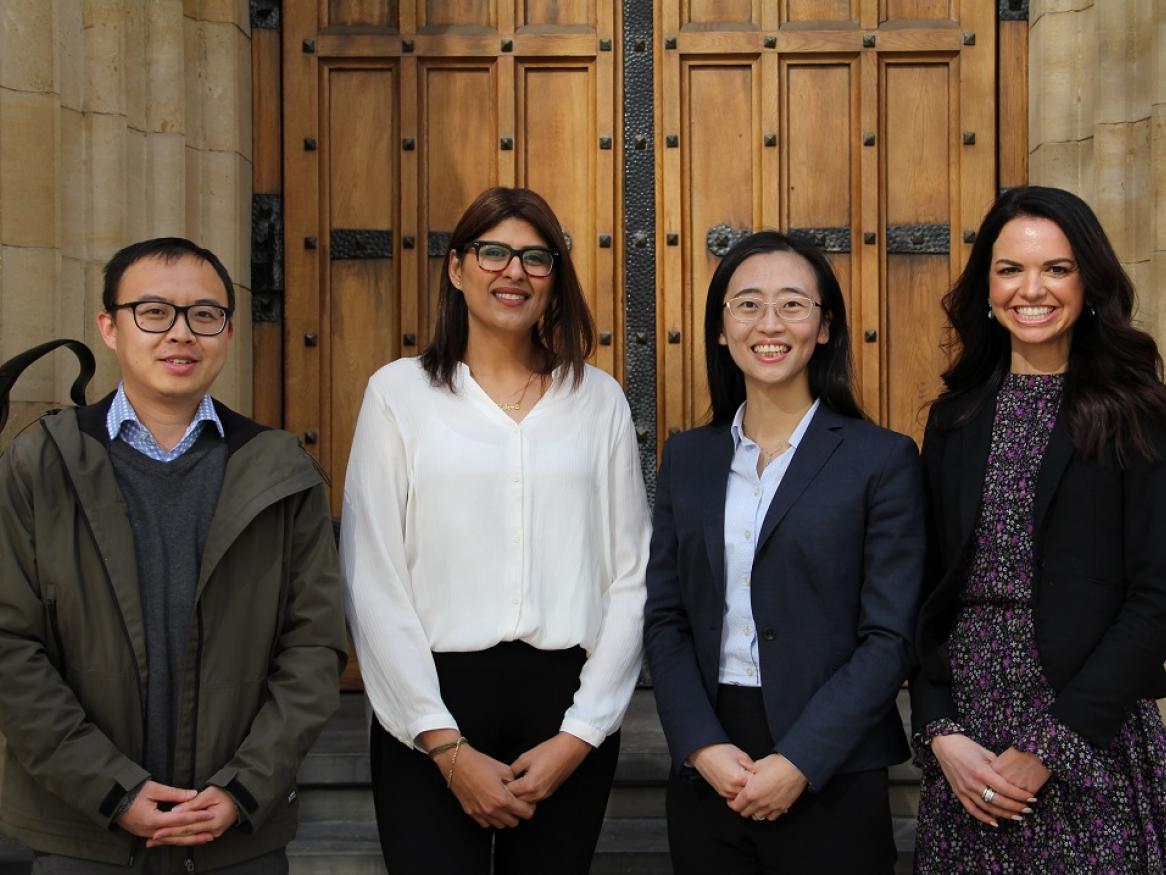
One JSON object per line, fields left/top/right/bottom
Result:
{"left": 445, "top": 737, "right": 464, "bottom": 789}
{"left": 427, "top": 736, "right": 466, "bottom": 758}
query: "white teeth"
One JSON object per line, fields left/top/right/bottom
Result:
{"left": 494, "top": 292, "right": 526, "bottom": 301}
{"left": 753, "top": 344, "right": 789, "bottom": 355}
{"left": 1015, "top": 306, "right": 1052, "bottom": 318}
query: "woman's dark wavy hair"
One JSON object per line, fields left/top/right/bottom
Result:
{"left": 420, "top": 187, "right": 595, "bottom": 390}
{"left": 939, "top": 185, "right": 1166, "bottom": 464}
{"left": 704, "top": 230, "right": 864, "bottom": 424}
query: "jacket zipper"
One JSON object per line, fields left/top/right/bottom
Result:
{"left": 185, "top": 605, "right": 206, "bottom": 874}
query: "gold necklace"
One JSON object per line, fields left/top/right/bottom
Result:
{"left": 496, "top": 372, "right": 538, "bottom": 412}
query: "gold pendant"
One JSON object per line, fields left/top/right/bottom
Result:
{"left": 498, "top": 401, "right": 521, "bottom": 412}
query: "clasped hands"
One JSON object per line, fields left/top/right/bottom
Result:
{"left": 690, "top": 743, "right": 808, "bottom": 821}
{"left": 419, "top": 729, "right": 592, "bottom": 829}
{"left": 930, "top": 733, "right": 1050, "bottom": 828}
{"left": 116, "top": 781, "right": 238, "bottom": 847}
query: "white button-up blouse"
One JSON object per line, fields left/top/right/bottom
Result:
{"left": 340, "top": 357, "right": 650, "bottom": 748}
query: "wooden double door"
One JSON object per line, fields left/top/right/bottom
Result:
{"left": 252, "top": 1, "right": 1027, "bottom": 514}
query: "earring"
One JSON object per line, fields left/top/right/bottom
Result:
{"left": 1088, "top": 303, "right": 1097, "bottom": 317}
{"left": 987, "top": 304, "right": 995, "bottom": 321}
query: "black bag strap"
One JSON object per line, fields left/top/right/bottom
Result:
{"left": 0, "top": 339, "right": 96, "bottom": 433}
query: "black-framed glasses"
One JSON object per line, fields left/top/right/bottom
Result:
{"left": 110, "top": 300, "right": 232, "bottom": 336}
{"left": 724, "top": 294, "right": 822, "bottom": 324}
{"left": 464, "top": 240, "right": 558, "bottom": 277}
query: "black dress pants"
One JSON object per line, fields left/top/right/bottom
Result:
{"left": 370, "top": 641, "right": 620, "bottom": 875}
{"left": 666, "top": 685, "right": 897, "bottom": 875}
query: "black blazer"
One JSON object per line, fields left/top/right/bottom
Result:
{"left": 911, "top": 388, "right": 1166, "bottom": 749}
{"left": 644, "top": 404, "right": 925, "bottom": 791}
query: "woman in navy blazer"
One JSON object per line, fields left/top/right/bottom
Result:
{"left": 911, "top": 186, "right": 1166, "bottom": 871}
{"left": 644, "top": 231, "right": 925, "bottom": 874}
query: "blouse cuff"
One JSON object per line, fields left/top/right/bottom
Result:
{"left": 912, "top": 717, "right": 966, "bottom": 768}
{"left": 404, "top": 712, "right": 460, "bottom": 749}
{"left": 1012, "top": 712, "right": 1110, "bottom": 789}
{"left": 560, "top": 716, "right": 606, "bottom": 749}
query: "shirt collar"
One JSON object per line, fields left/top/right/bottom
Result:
{"left": 730, "top": 398, "right": 820, "bottom": 452}
{"left": 106, "top": 383, "right": 225, "bottom": 442}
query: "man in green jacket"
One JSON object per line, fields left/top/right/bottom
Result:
{"left": 0, "top": 238, "right": 349, "bottom": 872}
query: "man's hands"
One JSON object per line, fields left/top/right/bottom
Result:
{"left": 116, "top": 780, "right": 237, "bottom": 847}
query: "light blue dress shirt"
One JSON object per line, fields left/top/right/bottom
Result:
{"left": 719, "top": 399, "right": 820, "bottom": 686}
{"left": 106, "top": 383, "right": 224, "bottom": 462}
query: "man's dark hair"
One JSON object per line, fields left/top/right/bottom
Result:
{"left": 102, "top": 237, "right": 236, "bottom": 315}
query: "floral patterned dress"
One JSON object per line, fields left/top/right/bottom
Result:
{"left": 914, "top": 373, "right": 1166, "bottom": 874}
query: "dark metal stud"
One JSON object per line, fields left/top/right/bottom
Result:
{"left": 403, "top": 333, "right": 417, "bottom": 346}
{"left": 599, "top": 331, "right": 612, "bottom": 345}
{"left": 402, "top": 138, "right": 415, "bottom": 150}
{"left": 963, "top": 229, "right": 977, "bottom": 244}
{"left": 863, "top": 232, "right": 876, "bottom": 245}
{"left": 633, "top": 231, "right": 648, "bottom": 248}
{"left": 599, "top": 38, "right": 612, "bottom": 51}
{"left": 635, "top": 424, "right": 649, "bottom": 444}
{"left": 634, "top": 39, "right": 646, "bottom": 52}
{"left": 304, "top": 236, "right": 317, "bottom": 249}
{"left": 634, "top": 134, "right": 646, "bottom": 150}
{"left": 304, "top": 333, "right": 318, "bottom": 347}
{"left": 962, "top": 32, "right": 976, "bottom": 46}
{"left": 500, "top": 137, "right": 514, "bottom": 150}
{"left": 634, "top": 332, "right": 647, "bottom": 344}
{"left": 599, "top": 136, "right": 612, "bottom": 150}
{"left": 501, "top": 38, "right": 513, "bottom": 52}
{"left": 402, "top": 236, "right": 415, "bottom": 249}
{"left": 302, "top": 38, "right": 315, "bottom": 53}
{"left": 862, "top": 33, "right": 876, "bottom": 48}
{"left": 764, "top": 35, "right": 777, "bottom": 49}
{"left": 664, "top": 36, "right": 677, "bottom": 49}
{"left": 864, "top": 329, "right": 878, "bottom": 343}
{"left": 963, "top": 131, "right": 976, "bottom": 145}
{"left": 666, "top": 233, "right": 679, "bottom": 246}
{"left": 665, "top": 134, "right": 678, "bottom": 148}
{"left": 913, "top": 231, "right": 925, "bottom": 245}
{"left": 667, "top": 329, "right": 681, "bottom": 344}
{"left": 598, "top": 234, "right": 612, "bottom": 248}
{"left": 863, "top": 132, "right": 875, "bottom": 146}
{"left": 304, "top": 137, "right": 317, "bottom": 151}
{"left": 763, "top": 133, "right": 777, "bottom": 147}
{"left": 402, "top": 39, "right": 414, "bottom": 53}
{"left": 303, "top": 431, "right": 318, "bottom": 445}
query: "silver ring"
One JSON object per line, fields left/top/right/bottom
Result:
{"left": 753, "top": 815, "right": 765, "bottom": 821}
{"left": 981, "top": 786, "right": 996, "bottom": 805}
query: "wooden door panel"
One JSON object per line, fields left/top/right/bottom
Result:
{"left": 419, "top": 0, "right": 495, "bottom": 29}
{"left": 784, "top": 60, "right": 858, "bottom": 346}
{"left": 520, "top": 0, "right": 596, "bottom": 27}
{"left": 883, "top": 61, "right": 953, "bottom": 442}
{"left": 684, "top": 0, "right": 757, "bottom": 27}
{"left": 420, "top": 62, "right": 500, "bottom": 336}
{"left": 329, "top": 0, "right": 398, "bottom": 27}
{"left": 882, "top": 0, "right": 954, "bottom": 23}
{"left": 325, "top": 66, "right": 399, "bottom": 514}
{"left": 784, "top": 0, "right": 855, "bottom": 23}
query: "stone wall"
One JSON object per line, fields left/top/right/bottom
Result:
{"left": 1028, "top": 0, "right": 1166, "bottom": 342}
{"left": 0, "top": 0, "right": 252, "bottom": 446}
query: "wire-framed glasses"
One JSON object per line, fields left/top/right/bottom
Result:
{"left": 110, "top": 300, "right": 232, "bottom": 336}
{"left": 724, "top": 294, "right": 822, "bottom": 324}
{"left": 464, "top": 240, "right": 558, "bottom": 277}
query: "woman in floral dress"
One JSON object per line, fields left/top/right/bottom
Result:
{"left": 911, "top": 186, "right": 1166, "bottom": 873}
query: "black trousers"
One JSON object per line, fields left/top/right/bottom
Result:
{"left": 370, "top": 641, "right": 620, "bottom": 875}
{"left": 666, "top": 685, "right": 897, "bottom": 875}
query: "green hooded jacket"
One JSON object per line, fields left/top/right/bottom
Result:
{"left": 0, "top": 396, "right": 348, "bottom": 870}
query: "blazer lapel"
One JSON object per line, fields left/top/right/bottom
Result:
{"left": 1033, "top": 412, "right": 1073, "bottom": 541}
{"left": 957, "top": 395, "right": 995, "bottom": 539}
{"left": 700, "top": 428, "right": 734, "bottom": 603}
{"left": 754, "top": 405, "right": 843, "bottom": 555}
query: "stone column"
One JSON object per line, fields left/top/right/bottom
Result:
{"left": 0, "top": 0, "right": 252, "bottom": 445}
{"left": 1028, "top": 0, "right": 1165, "bottom": 342}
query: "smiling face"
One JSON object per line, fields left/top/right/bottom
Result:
{"left": 97, "top": 254, "right": 234, "bottom": 416}
{"left": 989, "top": 215, "right": 1085, "bottom": 373}
{"left": 719, "top": 249, "right": 830, "bottom": 403}
{"left": 448, "top": 216, "right": 554, "bottom": 344}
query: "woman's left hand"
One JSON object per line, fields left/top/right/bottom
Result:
{"left": 508, "top": 732, "right": 593, "bottom": 804}
{"left": 990, "top": 747, "right": 1051, "bottom": 796}
{"left": 727, "top": 753, "right": 808, "bottom": 821}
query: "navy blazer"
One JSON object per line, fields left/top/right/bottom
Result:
{"left": 644, "top": 404, "right": 925, "bottom": 791}
{"left": 911, "top": 389, "right": 1166, "bottom": 748}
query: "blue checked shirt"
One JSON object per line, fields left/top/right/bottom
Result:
{"left": 106, "top": 383, "right": 224, "bottom": 462}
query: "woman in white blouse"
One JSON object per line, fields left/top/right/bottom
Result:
{"left": 340, "top": 187, "right": 650, "bottom": 875}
